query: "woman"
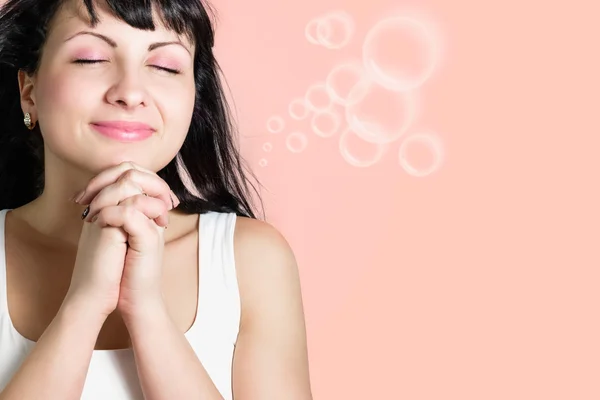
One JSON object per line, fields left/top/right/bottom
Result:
{"left": 0, "top": 0, "right": 313, "bottom": 399}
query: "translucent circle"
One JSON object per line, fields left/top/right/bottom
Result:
{"left": 305, "top": 83, "right": 334, "bottom": 112}
{"left": 305, "top": 18, "right": 322, "bottom": 45}
{"left": 325, "top": 61, "right": 370, "bottom": 106}
{"left": 339, "top": 127, "right": 388, "bottom": 168}
{"left": 363, "top": 16, "right": 440, "bottom": 92}
{"left": 345, "top": 80, "right": 417, "bottom": 144}
{"left": 311, "top": 110, "right": 341, "bottom": 138}
{"left": 266, "top": 116, "right": 285, "bottom": 133}
{"left": 288, "top": 97, "right": 310, "bottom": 120}
{"left": 315, "top": 11, "right": 355, "bottom": 50}
{"left": 398, "top": 132, "right": 444, "bottom": 177}
{"left": 286, "top": 132, "right": 308, "bottom": 153}
{"left": 262, "top": 142, "right": 273, "bottom": 152}
{"left": 259, "top": 159, "right": 269, "bottom": 167}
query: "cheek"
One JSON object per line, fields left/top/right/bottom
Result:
{"left": 35, "top": 71, "right": 96, "bottom": 123}
{"left": 158, "top": 80, "right": 196, "bottom": 133}
{"left": 32, "top": 69, "right": 101, "bottom": 157}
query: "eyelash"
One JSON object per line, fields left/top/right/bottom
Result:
{"left": 73, "top": 59, "right": 181, "bottom": 75}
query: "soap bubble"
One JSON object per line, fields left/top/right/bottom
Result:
{"left": 398, "top": 132, "right": 444, "bottom": 177}
{"left": 286, "top": 132, "right": 309, "bottom": 153}
{"left": 339, "top": 126, "right": 388, "bottom": 167}
{"left": 266, "top": 116, "right": 285, "bottom": 133}
{"left": 345, "top": 80, "right": 418, "bottom": 144}
{"left": 363, "top": 16, "right": 441, "bottom": 91}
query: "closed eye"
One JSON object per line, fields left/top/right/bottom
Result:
{"left": 154, "top": 66, "right": 180, "bottom": 75}
{"left": 74, "top": 59, "right": 106, "bottom": 64}
{"left": 73, "top": 59, "right": 180, "bottom": 75}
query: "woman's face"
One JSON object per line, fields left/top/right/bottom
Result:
{"left": 19, "top": 0, "right": 196, "bottom": 175}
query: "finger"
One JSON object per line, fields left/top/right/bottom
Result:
{"left": 114, "top": 169, "right": 178, "bottom": 212}
{"left": 90, "top": 205, "right": 164, "bottom": 253}
{"left": 84, "top": 168, "right": 179, "bottom": 215}
{"left": 86, "top": 192, "right": 169, "bottom": 227}
{"left": 119, "top": 194, "right": 170, "bottom": 227}
{"left": 75, "top": 161, "right": 146, "bottom": 203}
{"left": 84, "top": 178, "right": 169, "bottom": 222}
{"left": 75, "top": 161, "right": 180, "bottom": 209}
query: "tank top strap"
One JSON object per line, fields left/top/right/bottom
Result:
{"left": 188, "top": 211, "right": 240, "bottom": 345}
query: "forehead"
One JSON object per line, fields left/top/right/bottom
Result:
{"left": 48, "top": 0, "right": 192, "bottom": 44}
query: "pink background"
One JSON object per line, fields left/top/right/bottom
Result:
{"left": 214, "top": 0, "right": 600, "bottom": 398}
{"left": 2, "top": 0, "right": 598, "bottom": 397}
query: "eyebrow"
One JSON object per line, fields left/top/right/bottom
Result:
{"left": 64, "top": 31, "right": 192, "bottom": 56}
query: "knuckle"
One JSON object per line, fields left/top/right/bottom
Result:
{"left": 115, "top": 172, "right": 127, "bottom": 185}
{"left": 118, "top": 177, "right": 136, "bottom": 193}
{"left": 121, "top": 161, "right": 136, "bottom": 169}
{"left": 116, "top": 179, "right": 129, "bottom": 193}
{"left": 121, "top": 168, "right": 138, "bottom": 182}
{"left": 123, "top": 205, "right": 137, "bottom": 219}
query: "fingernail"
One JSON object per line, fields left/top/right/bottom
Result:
{"left": 81, "top": 206, "right": 90, "bottom": 220}
{"left": 70, "top": 190, "right": 82, "bottom": 202}
{"left": 75, "top": 191, "right": 86, "bottom": 204}
{"left": 91, "top": 214, "right": 98, "bottom": 223}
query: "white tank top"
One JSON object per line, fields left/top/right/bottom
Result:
{"left": 0, "top": 209, "right": 241, "bottom": 399}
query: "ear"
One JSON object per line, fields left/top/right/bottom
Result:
{"left": 18, "top": 69, "right": 37, "bottom": 118}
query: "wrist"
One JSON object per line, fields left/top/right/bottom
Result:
{"left": 62, "top": 291, "right": 114, "bottom": 320}
{"left": 120, "top": 297, "right": 170, "bottom": 331}
{"left": 58, "top": 295, "right": 108, "bottom": 330}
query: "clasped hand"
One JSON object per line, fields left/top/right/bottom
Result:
{"left": 67, "top": 161, "right": 181, "bottom": 322}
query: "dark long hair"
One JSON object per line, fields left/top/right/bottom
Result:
{"left": 0, "top": 0, "right": 264, "bottom": 219}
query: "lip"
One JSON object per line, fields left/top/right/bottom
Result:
{"left": 90, "top": 121, "right": 156, "bottom": 142}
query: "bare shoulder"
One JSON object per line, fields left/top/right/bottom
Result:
{"left": 230, "top": 216, "right": 313, "bottom": 398}
{"left": 233, "top": 216, "right": 294, "bottom": 261}
{"left": 232, "top": 215, "right": 303, "bottom": 322}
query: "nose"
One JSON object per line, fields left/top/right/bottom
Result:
{"left": 105, "top": 70, "right": 150, "bottom": 110}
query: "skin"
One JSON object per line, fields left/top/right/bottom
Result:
{"left": 16, "top": 0, "right": 196, "bottom": 246}
{"left": 2, "top": 0, "right": 313, "bottom": 398}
